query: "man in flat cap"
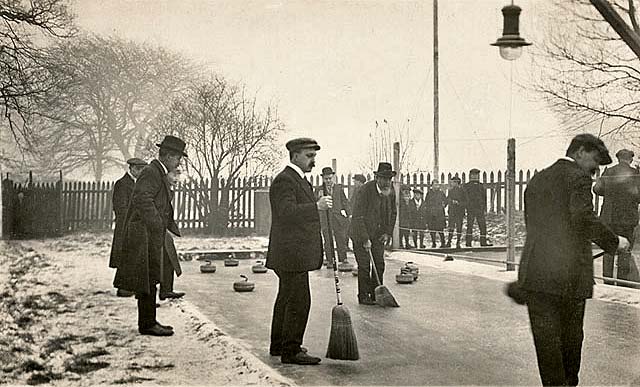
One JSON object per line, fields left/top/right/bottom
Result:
{"left": 114, "top": 135, "right": 187, "bottom": 337}
{"left": 593, "top": 148, "right": 640, "bottom": 285}
{"left": 446, "top": 176, "right": 466, "bottom": 249}
{"left": 110, "top": 157, "right": 147, "bottom": 297}
{"left": 463, "top": 168, "right": 492, "bottom": 247}
{"left": 315, "top": 167, "right": 351, "bottom": 267}
{"left": 266, "top": 137, "right": 331, "bottom": 365}
{"left": 351, "top": 162, "right": 397, "bottom": 305}
{"left": 512, "top": 133, "right": 629, "bottom": 386}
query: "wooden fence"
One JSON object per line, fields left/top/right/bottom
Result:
{"left": 2, "top": 168, "right": 605, "bottom": 237}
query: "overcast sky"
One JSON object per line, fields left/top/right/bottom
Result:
{"left": 73, "top": 0, "right": 572, "bottom": 178}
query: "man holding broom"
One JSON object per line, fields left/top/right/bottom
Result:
{"left": 351, "top": 162, "right": 397, "bottom": 305}
{"left": 266, "top": 137, "right": 332, "bottom": 365}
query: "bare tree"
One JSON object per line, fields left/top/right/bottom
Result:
{"left": 28, "top": 34, "right": 191, "bottom": 180}
{"left": 363, "top": 118, "right": 414, "bottom": 173}
{"left": 0, "top": 0, "right": 74, "bottom": 151}
{"left": 531, "top": 0, "right": 640, "bottom": 145}
{"left": 150, "top": 76, "right": 284, "bottom": 234}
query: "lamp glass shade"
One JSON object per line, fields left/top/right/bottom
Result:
{"left": 499, "top": 46, "right": 522, "bottom": 61}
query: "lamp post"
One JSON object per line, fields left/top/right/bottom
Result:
{"left": 492, "top": 2, "right": 531, "bottom": 271}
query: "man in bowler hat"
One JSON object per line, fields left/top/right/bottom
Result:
{"left": 316, "top": 166, "right": 351, "bottom": 266}
{"left": 110, "top": 157, "right": 147, "bottom": 297}
{"left": 515, "top": 134, "right": 629, "bottom": 385}
{"left": 351, "top": 162, "right": 397, "bottom": 305}
{"left": 114, "top": 135, "right": 187, "bottom": 336}
{"left": 593, "top": 148, "right": 640, "bottom": 285}
{"left": 266, "top": 137, "right": 332, "bottom": 365}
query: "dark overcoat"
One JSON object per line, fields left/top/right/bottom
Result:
{"left": 315, "top": 183, "right": 351, "bottom": 231}
{"left": 113, "top": 160, "right": 180, "bottom": 294}
{"left": 447, "top": 185, "right": 466, "bottom": 219}
{"left": 266, "top": 166, "right": 323, "bottom": 272}
{"left": 109, "top": 173, "right": 134, "bottom": 269}
{"left": 463, "top": 181, "right": 486, "bottom": 214}
{"left": 518, "top": 159, "right": 619, "bottom": 299}
{"left": 593, "top": 163, "right": 640, "bottom": 226}
{"left": 424, "top": 189, "right": 447, "bottom": 230}
{"left": 351, "top": 180, "right": 397, "bottom": 242}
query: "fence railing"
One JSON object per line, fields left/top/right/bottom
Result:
{"left": 3, "top": 168, "right": 606, "bottom": 236}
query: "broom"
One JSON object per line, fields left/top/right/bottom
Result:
{"left": 367, "top": 248, "right": 399, "bottom": 307}
{"left": 323, "top": 186, "right": 359, "bottom": 360}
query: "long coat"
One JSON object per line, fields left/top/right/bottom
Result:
{"left": 113, "top": 160, "right": 180, "bottom": 294}
{"left": 411, "top": 197, "right": 426, "bottom": 230}
{"left": 447, "top": 185, "right": 466, "bottom": 219}
{"left": 316, "top": 183, "right": 351, "bottom": 231}
{"left": 266, "top": 166, "right": 323, "bottom": 272}
{"left": 593, "top": 163, "right": 640, "bottom": 226}
{"left": 463, "top": 181, "right": 486, "bottom": 214}
{"left": 518, "top": 159, "right": 619, "bottom": 299}
{"left": 424, "top": 189, "right": 447, "bottom": 230}
{"left": 351, "top": 180, "right": 397, "bottom": 242}
{"left": 109, "top": 173, "right": 134, "bottom": 269}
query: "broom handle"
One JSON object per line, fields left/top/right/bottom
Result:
{"left": 323, "top": 185, "right": 343, "bottom": 306}
{"left": 367, "top": 247, "right": 382, "bottom": 287}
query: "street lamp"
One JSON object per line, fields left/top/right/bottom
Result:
{"left": 491, "top": 4, "right": 531, "bottom": 61}
{"left": 491, "top": 2, "right": 531, "bottom": 271}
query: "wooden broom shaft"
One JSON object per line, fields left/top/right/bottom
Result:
{"left": 368, "top": 248, "right": 382, "bottom": 286}
{"left": 324, "top": 185, "right": 343, "bottom": 306}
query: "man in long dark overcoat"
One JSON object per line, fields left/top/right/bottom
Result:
{"left": 315, "top": 166, "right": 351, "bottom": 266}
{"left": 463, "top": 168, "right": 492, "bottom": 247}
{"left": 110, "top": 158, "right": 147, "bottom": 297}
{"left": 424, "top": 180, "right": 447, "bottom": 248}
{"left": 446, "top": 176, "right": 466, "bottom": 248}
{"left": 593, "top": 148, "right": 640, "bottom": 285}
{"left": 114, "top": 135, "right": 187, "bottom": 337}
{"left": 266, "top": 137, "right": 331, "bottom": 365}
{"left": 351, "top": 162, "right": 397, "bottom": 305}
{"left": 159, "top": 167, "right": 184, "bottom": 300}
{"left": 515, "top": 134, "right": 628, "bottom": 386}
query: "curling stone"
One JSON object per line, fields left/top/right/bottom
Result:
{"left": 395, "top": 270, "right": 414, "bottom": 284}
{"left": 224, "top": 254, "right": 239, "bottom": 267}
{"left": 183, "top": 253, "right": 194, "bottom": 261}
{"left": 337, "top": 262, "right": 355, "bottom": 272}
{"left": 443, "top": 255, "right": 454, "bottom": 262}
{"left": 200, "top": 261, "right": 217, "bottom": 273}
{"left": 233, "top": 275, "right": 255, "bottom": 292}
{"left": 251, "top": 260, "right": 268, "bottom": 273}
{"left": 404, "top": 261, "right": 419, "bottom": 280}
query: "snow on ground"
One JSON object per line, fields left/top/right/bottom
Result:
{"left": 0, "top": 233, "right": 290, "bottom": 386}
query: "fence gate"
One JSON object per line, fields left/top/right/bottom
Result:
{"left": 1, "top": 174, "right": 63, "bottom": 239}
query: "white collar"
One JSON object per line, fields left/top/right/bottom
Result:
{"left": 157, "top": 159, "right": 169, "bottom": 175}
{"left": 559, "top": 156, "right": 575, "bottom": 163}
{"left": 376, "top": 183, "right": 384, "bottom": 195}
{"left": 127, "top": 171, "right": 137, "bottom": 182}
{"left": 287, "top": 162, "right": 306, "bottom": 179}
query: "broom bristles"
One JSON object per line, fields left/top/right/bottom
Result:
{"left": 375, "top": 285, "right": 400, "bottom": 307}
{"left": 326, "top": 305, "right": 359, "bottom": 360}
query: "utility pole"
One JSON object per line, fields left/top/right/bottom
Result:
{"left": 433, "top": 0, "right": 440, "bottom": 178}
{"left": 506, "top": 139, "right": 516, "bottom": 271}
{"left": 393, "top": 142, "right": 400, "bottom": 249}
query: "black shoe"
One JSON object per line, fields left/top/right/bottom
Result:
{"left": 139, "top": 323, "right": 174, "bottom": 336}
{"left": 159, "top": 291, "right": 185, "bottom": 300}
{"left": 155, "top": 321, "right": 174, "bottom": 331}
{"left": 281, "top": 351, "right": 321, "bottom": 365}
{"left": 116, "top": 289, "right": 134, "bottom": 297}
{"left": 270, "top": 346, "right": 307, "bottom": 356}
{"left": 480, "top": 242, "right": 493, "bottom": 247}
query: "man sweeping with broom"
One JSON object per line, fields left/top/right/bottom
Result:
{"left": 351, "top": 162, "right": 398, "bottom": 306}
{"left": 266, "top": 137, "right": 332, "bottom": 365}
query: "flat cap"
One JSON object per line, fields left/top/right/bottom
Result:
{"left": 568, "top": 134, "right": 612, "bottom": 165}
{"left": 469, "top": 168, "right": 481, "bottom": 174}
{"left": 616, "top": 148, "right": 634, "bottom": 159}
{"left": 401, "top": 185, "right": 411, "bottom": 192}
{"left": 285, "top": 137, "right": 320, "bottom": 152}
{"left": 321, "top": 167, "right": 335, "bottom": 176}
{"left": 451, "top": 176, "right": 461, "bottom": 182}
{"left": 352, "top": 174, "right": 366, "bottom": 183}
{"left": 126, "top": 157, "right": 147, "bottom": 166}
{"left": 413, "top": 187, "right": 423, "bottom": 194}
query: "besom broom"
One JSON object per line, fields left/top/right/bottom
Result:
{"left": 323, "top": 187, "right": 359, "bottom": 360}
{"left": 367, "top": 248, "right": 400, "bottom": 307}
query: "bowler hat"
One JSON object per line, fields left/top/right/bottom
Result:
{"left": 616, "top": 148, "right": 634, "bottom": 159}
{"left": 126, "top": 157, "right": 147, "bottom": 166}
{"left": 567, "top": 134, "right": 612, "bottom": 165}
{"left": 413, "top": 187, "right": 423, "bottom": 194}
{"left": 156, "top": 135, "right": 188, "bottom": 157}
{"left": 321, "top": 167, "right": 335, "bottom": 176}
{"left": 286, "top": 137, "right": 320, "bottom": 152}
{"left": 352, "top": 174, "right": 366, "bottom": 183}
{"left": 373, "top": 162, "right": 396, "bottom": 178}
